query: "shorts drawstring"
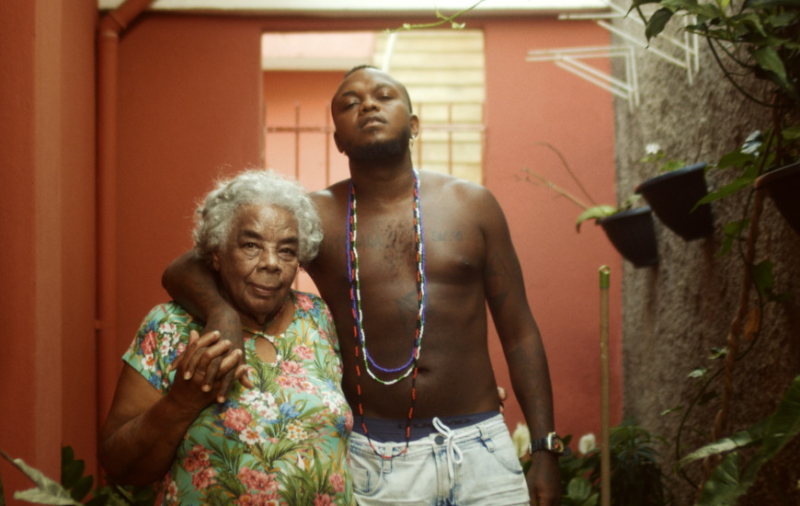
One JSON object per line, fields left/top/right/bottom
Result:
{"left": 432, "top": 417, "right": 464, "bottom": 482}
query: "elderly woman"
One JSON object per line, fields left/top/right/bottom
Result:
{"left": 99, "top": 170, "right": 354, "bottom": 505}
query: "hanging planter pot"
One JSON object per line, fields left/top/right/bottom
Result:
{"left": 597, "top": 206, "right": 658, "bottom": 268}
{"left": 635, "top": 163, "right": 714, "bottom": 241}
{"left": 754, "top": 161, "right": 800, "bottom": 237}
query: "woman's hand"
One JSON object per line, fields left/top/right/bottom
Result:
{"left": 168, "top": 329, "right": 248, "bottom": 414}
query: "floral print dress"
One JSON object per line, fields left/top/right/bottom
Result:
{"left": 123, "top": 291, "right": 355, "bottom": 505}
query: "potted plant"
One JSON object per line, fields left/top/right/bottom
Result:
{"left": 635, "top": 0, "right": 800, "bottom": 234}
{"left": 520, "top": 143, "right": 659, "bottom": 268}
{"left": 593, "top": 202, "right": 659, "bottom": 268}
{"left": 628, "top": 1, "right": 800, "bottom": 502}
{"left": 634, "top": 144, "right": 714, "bottom": 241}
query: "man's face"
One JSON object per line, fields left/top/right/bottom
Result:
{"left": 330, "top": 68, "right": 419, "bottom": 161}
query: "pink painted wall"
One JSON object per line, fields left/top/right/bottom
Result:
{"left": 262, "top": 70, "right": 351, "bottom": 293}
{"left": 482, "top": 18, "right": 623, "bottom": 442}
{"left": 111, "top": 17, "right": 266, "bottom": 420}
{"left": 0, "top": 0, "right": 98, "bottom": 501}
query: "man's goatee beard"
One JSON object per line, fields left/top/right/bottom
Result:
{"left": 348, "top": 136, "right": 408, "bottom": 162}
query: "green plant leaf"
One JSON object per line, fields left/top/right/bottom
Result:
{"left": 686, "top": 375, "right": 800, "bottom": 505}
{"left": 688, "top": 366, "right": 707, "bottom": 379}
{"left": 69, "top": 476, "right": 93, "bottom": 503}
{"left": 576, "top": 205, "right": 617, "bottom": 232}
{"left": 678, "top": 418, "right": 768, "bottom": 468}
{"left": 717, "top": 151, "right": 754, "bottom": 170}
{"left": 752, "top": 46, "right": 788, "bottom": 83}
{"left": 660, "top": 405, "right": 683, "bottom": 416}
{"left": 646, "top": 8, "right": 675, "bottom": 39}
{"left": 59, "top": 450, "right": 82, "bottom": 491}
{"left": 782, "top": 125, "right": 800, "bottom": 140}
{"left": 697, "top": 452, "right": 745, "bottom": 506}
{"left": 709, "top": 346, "right": 729, "bottom": 359}
{"left": 748, "top": 373, "right": 800, "bottom": 465}
{"left": 752, "top": 260, "right": 775, "bottom": 298}
{"left": 694, "top": 172, "right": 756, "bottom": 207}
{"left": 0, "top": 449, "right": 81, "bottom": 506}
{"left": 659, "top": 159, "right": 686, "bottom": 172}
{"left": 744, "top": 0, "right": 800, "bottom": 9}
{"left": 566, "top": 477, "right": 593, "bottom": 501}
{"left": 717, "top": 219, "right": 749, "bottom": 257}
{"left": 662, "top": 0, "right": 722, "bottom": 20}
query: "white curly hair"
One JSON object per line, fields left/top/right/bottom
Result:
{"left": 193, "top": 169, "right": 322, "bottom": 264}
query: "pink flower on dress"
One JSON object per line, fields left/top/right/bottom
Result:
{"left": 183, "top": 444, "right": 211, "bottom": 472}
{"left": 280, "top": 360, "right": 305, "bottom": 376}
{"left": 298, "top": 380, "right": 318, "bottom": 395}
{"left": 238, "top": 467, "right": 279, "bottom": 494}
{"left": 294, "top": 345, "right": 314, "bottom": 361}
{"left": 314, "top": 493, "right": 335, "bottom": 506}
{"left": 159, "top": 322, "right": 177, "bottom": 335}
{"left": 345, "top": 410, "right": 354, "bottom": 431}
{"left": 165, "top": 479, "right": 179, "bottom": 502}
{"left": 191, "top": 466, "right": 217, "bottom": 490}
{"left": 224, "top": 407, "right": 252, "bottom": 432}
{"left": 295, "top": 293, "right": 314, "bottom": 311}
{"left": 318, "top": 328, "right": 334, "bottom": 347}
{"left": 329, "top": 472, "right": 345, "bottom": 493}
{"left": 141, "top": 330, "right": 158, "bottom": 355}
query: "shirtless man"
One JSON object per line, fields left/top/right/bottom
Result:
{"left": 163, "top": 65, "right": 561, "bottom": 505}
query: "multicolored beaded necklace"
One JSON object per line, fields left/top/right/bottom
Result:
{"left": 347, "top": 169, "right": 427, "bottom": 459}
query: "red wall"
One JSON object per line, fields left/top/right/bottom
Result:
{"left": 482, "top": 18, "right": 623, "bottom": 442}
{"left": 0, "top": 0, "right": 98, "bottom": 501}
{"left": 262, "top": 70, "right": 351, "bottom": 293}
{"left": 112, "top": 17, "right": 266, "bottom": 417}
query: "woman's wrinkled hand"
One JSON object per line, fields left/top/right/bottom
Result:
{"left": 167, "top": 330, "right": 248, "bottom": 415}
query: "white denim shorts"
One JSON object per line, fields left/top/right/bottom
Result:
{"left": 349, "top": 413, "right": 530, "bottom": 506}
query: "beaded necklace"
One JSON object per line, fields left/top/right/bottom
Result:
{"left": 347, "top": 169, "right": 427, "bottom": 459}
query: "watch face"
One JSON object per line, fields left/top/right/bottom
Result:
{"left": 550, "top": 436, "right": 565, "bottom": 454}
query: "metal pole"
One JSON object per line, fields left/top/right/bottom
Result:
{"left": 599, "top": 265, "right": 611, "bottom": 506}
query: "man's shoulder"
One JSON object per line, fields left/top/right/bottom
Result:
{"left": 419, "top": 171, "right": 494, "bottom": 202}
{"left": 310, "top": 180, "right": 350, "bottom": 211}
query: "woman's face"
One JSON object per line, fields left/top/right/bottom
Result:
{"left": 212, "top": 204, "right": 299, "bottom": 327}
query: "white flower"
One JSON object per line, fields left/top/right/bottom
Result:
{"left": 645, "top": 143, "right": 661, "bottom": 155}
{"left": 239, "top": 426, "right": 266, "bottom": 445}
{"left": 511, "top": 423, "right": 531, "bottom": 458}
{"left": 579, "top": 432, "right": 597, "bottom": 455}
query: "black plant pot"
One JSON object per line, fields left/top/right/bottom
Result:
{"left": 597, "top": 206, "right": 658, "bottom": 268}
{"left": 754, "top": 161, "right": 800, "bottom": 237}
{"left": 635, "top": 163, "right": 714, "bottom": 241}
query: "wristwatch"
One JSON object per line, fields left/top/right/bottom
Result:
{"left": 530, "top": 431, "right": 569, "bottom": 456}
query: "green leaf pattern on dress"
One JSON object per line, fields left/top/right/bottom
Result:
{"left": 123, "top": 291, "right": 354, "bottom": 506}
